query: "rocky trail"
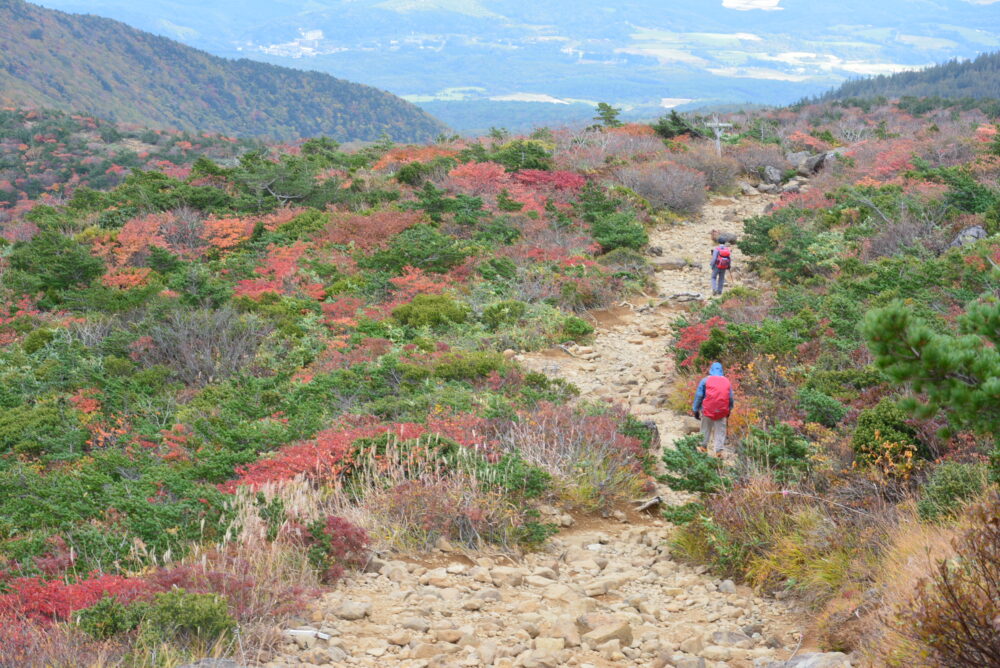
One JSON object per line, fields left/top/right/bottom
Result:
{"left": 268, "top": 191, "right": 854, "bottom": 668}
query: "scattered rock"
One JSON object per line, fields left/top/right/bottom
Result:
{"left": 333, "top": 599, "right": 371, "bottom": 620}
{"left": 680, "top": 416, "right": 702, "bottom": 435}
{"left": 582, "top": 620, "right": 633, "bottom": 647}
{"left": 401, "top": 616, "right": 431, "bottom": 632}
{"left": 949, "top": 225, "right": 988, "bottom": 248}
{"left": 761, "top": 652, "right": 853, "bottom": 668}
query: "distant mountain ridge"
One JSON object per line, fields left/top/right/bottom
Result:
{"left": 817, "top": 51, "right": 1000, "bottom": 103}
{"left": 29, "top": 0, "right": 1000, "bottom": 131}
{"left": 0, "top": 0, "right": 448, "bottom": 142}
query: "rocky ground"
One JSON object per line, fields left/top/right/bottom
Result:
{"left": 268, "top": 187, "right": 854, "bottom": 668}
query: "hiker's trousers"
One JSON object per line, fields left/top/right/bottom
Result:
{"left": 701, "top": 415, "right": 728, "bottom": 453}
{"left": 711, "top": 266, "right": 727, "bottom": 295}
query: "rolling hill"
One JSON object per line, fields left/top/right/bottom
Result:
{"left": 0, "top": 0, "right": 448, "bottom": 142}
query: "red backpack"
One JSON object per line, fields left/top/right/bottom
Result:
{"left": 715, "top": 246, "right": 731, "bottom": 270}
{"left": 702, "top": 375, "right": 732, "bottom": 420}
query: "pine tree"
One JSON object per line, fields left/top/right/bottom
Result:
{"left": 862, "top": 297, "right": 1000, "bottom": 477}
{"left": 593, "top": 103, "right": 623, "bottom": 128}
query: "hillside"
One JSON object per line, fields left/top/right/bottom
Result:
{"left": 31, "top": 0, "right": 1000, "bottom": 131}
{"left": 0, "top": 107, "right": 260, "bottom": 215}
{"left": 0, "top": 103, "right": 998, "bottom": 666}
{"left": 819, "top": 50, "right": 1000, "bottom": 106}
{"left": 0, "top": 0, "right": 447, "bottom": 142}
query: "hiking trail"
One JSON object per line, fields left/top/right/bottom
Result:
{"left": 268, "top": 194, "right": 852, "bottom": 668}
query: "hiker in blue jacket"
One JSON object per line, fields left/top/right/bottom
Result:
{"left": 692, "top": 362, "right": 735, "bottom": 456}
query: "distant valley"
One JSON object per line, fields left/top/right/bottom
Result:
{"left": 31, "top": 0, "right": 1000, "bottom": 131}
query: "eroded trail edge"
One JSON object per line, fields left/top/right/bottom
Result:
{"left": 271, "top": 196, "right": 820, "bottom": 668}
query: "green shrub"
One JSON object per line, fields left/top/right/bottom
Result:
{"left": 518, "top": 372, "right": 579, "bottom": 406}
{"left": 490, "top": 139, "right": 554, "bottom": 171}
{"left": 917, "top": 461, "right": 989, "bottom": 521}
{"left": 138, "top": 589, "right": 235, "bottom": 649}
{"left": 0, "top": 402, "right": 89, "bottom": 459}
{"left": 740, "top": 423, "right": 812, "bottom": 483}
{"left": 362, "top": 224, "right": 469, "bottom": 274}
{"left": 76, "top": 595, "right": 147, "bottom": 640}
{"left": 478, "top": 257, "right": 518, "bottom": 283}
{"left": 22, "top": 328, "right": 55, "bottom": 354}
{"left": 474, "top": 217, "right": 521, "bottom": 246}
{"left": 596, "top": 247, "right": 649, "bottom": 278}
{"left": 660, "top": 435, "right": 731, "bottom": 493}
{"left": 561, "top": 316, "right": 594, "bottom": 341}
{"left": 481, "top": 300, "right": 527, "bottom": 330}
{"left": 476, "top": 453, "right": 552, "bottom": 498}
{"left": 797, "top": 387, "right": 848, "bottom": 428}
{"left": 433, "top": 351, "right": 506, "bottom": 381}
{"left": 393, "top": 294, "right": 469, "bottom": 328}
{"left": 8, "top": 230, "right": 104, "bottom": 294}
{"left": 662, "top": 501, "right": 705, "bottom": 525}
{"left": 851, "top": 399, "right": 924, "bottom": 461}
{"left": 590, "top": 212, "right": 648, "bottom": 251}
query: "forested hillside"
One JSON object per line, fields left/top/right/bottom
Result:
{"left": 0, "top": 98, "right": 997, "bottom": 666}
{"left": 0, "top": 0, "right": 447, "bottom": 142}
{"left": 819, "top": 51, "right": 1000, "bottom": 113}
{"left": 0, "top": 108, "right": 260, "bottom": 216}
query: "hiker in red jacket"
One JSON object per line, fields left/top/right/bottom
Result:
{"left": 692, "top": 362, "right": 734, "bottom": 457}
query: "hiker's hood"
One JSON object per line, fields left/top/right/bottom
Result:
{"left": 709, "top": 362, "right": 724, "bottom": 377}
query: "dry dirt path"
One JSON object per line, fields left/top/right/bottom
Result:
{"left": 268, "top": 195, "right": 852, "bottom": 668}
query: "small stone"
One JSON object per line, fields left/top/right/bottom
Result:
{"left": 478, "top": 640, "right": 498, "bottom": 665}
{"left": 679, "top": 635, "right": 705, "bottom": 655}
{"left": 700, "top": 645, "right": 732, "bottom": 661}
{"left": 401, "top": 616, "right": 431, "bottom": 632}
{"left": 490, "top": 566, "right": 526, "bottom": 587}
{"left": 299, "top": 648, "right": 331, "bottom": 665}
{"left": 333, "top": 600, "right": 370, "bottom": 621}
{"left": 582, "top": 621, "right": 632, "bottom": 647}
{"left": 535, "top": 637, "right": 565, "bottom": 653}
{"left": 719, "top": 579, "right": 737, "bottom": 594}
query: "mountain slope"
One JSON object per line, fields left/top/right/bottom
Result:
{"left": 0, "top": 0, "right": 447, "bottom": 142}
{"left": 818, "top": 51, "right": 1000, "bottom": 103}
{"left": 30, "top": 0, "right": 1000, "bottom": 131}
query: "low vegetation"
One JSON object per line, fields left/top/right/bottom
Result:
{"left": 0, "top": 95, "right": 997, "bottom": 664}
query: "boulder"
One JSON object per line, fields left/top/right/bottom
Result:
{"left": 761, "top": 165, "right": 783, "bottom": 185}
{"left": 738, "top": 180, "right": 758, "bottom": 196}
{"left": 786, "top": 150, "right": 810, "bottom": 165}
{"left": 949, "top": 225, "right": 988, "bottom": 248}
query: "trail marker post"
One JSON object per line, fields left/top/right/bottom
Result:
{"left": 706, "top": 115, "right": 733, "bottom": 157}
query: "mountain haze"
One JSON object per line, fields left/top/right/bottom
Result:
{"left": 0, "top": 0, "right": 447, "bottom": 142}
{"left": 31, "top": 0, "right": 1000, "bottom": 131}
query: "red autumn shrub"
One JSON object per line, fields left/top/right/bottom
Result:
{"left": 0, "top": 573, "right": 148, "bottom": 623}
{"left": 323, "top": 210, "right": 423, "bottom": 251}
{"left": 674, "top": 316, "right": 726, "bottom": 369}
